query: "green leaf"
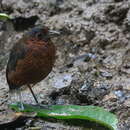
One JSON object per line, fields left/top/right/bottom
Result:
{"left": 0, "top": 13, "right": 12, "bottom": 20}
{"left": 10, "top": 103, "right": 118, "bottom": 130}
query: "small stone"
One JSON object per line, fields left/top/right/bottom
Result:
{"left": 114, "top": 90, "right": 124, "bottom": 98}
{"left": 100, "top": 70, "right": 113, "bottom": 79}
{"left": 103, "top": 92, "right": 117, "bottom": 101}
{"left": 51, "top": 73, "right": 72, "bottom": 89}
{"left": 80, "top": 82, "right": 91, "bottom": 91}
{"left": 124, "top": 99, "right": 130, "bottom": 107}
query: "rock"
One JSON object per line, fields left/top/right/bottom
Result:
{"left": 103, "top": 92, "right": 117, "bottom": 101}
{"left": 102, "top": 52, "right": 122, "bottom": 69}
{"left": 80, "top": 81, "right": 91, "bottom": 92}
{"left": 124, "top": 9, "right": 130, "bottom": 31}
{"left": 120, "top": 49, "right": 130, "bottom": 76}
{"left": 100, "top": 70, "right": 113, "bottom": 79}
{"left": 0, "top": 0, "right": 130, "bottom": 129}
{"left": 78, "top": 79, "right": 111, "bottom": 104}
{"left": 50, "top": 73, "right": 72, "bottom": 89}
{"left": 124, "top": 99, "right": 130, "bottom": 107}
{"left": 114, "top": 90, "right": 124, "bottom": 98}
{"left": 105, "top": 3, "right": 129, "bottom": 25}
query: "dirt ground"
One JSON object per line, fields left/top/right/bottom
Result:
{"left": 0, "top": 0, "right": 130, "bottom": 129}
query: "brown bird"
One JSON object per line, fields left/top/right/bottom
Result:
{"left": 6, "top": 26, "right": 59, "bottom": 109}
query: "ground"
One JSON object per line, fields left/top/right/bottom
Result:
{"left": 0, "top": 0, "right": 130, "bottom": 129}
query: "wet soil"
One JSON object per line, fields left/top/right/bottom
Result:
{"left": 0, "top": 0, "right": 130, "bottom": 129}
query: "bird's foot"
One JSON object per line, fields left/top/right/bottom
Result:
{"left": 17, "top": 102, "right": 24, "bottom": 111}
{"left": 32, "top": 104, "right": 52, "bottom": 110}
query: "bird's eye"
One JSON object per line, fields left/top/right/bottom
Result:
{"left": 36, "top": 33, "right": 42, "bottom": 39}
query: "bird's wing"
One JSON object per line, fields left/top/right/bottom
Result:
{"left": 6, "top": 40, "right": 27, "bottom": 89}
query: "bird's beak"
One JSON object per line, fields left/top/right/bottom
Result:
{"left": 48, "top": 30, "right": 60, "bottom": 37}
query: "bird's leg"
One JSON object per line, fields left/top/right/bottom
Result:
{"left": 19, "top": 90, "right": 24, "bottom": 110}
{"left": 8, "top": 89, "right": 20, "bottom": 102}
{"left": 9, "top": 89, "right": 24, "bottom": 110}
{"left": 27, "top": 84, "right": 39, "bottom": 104}
{"left": 16, "top": 89, "right": 24, "bottom": 110}
{"left": 27, "top": 84, "right": 51, "bottom": 109}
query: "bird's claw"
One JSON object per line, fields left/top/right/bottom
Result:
{"left": 17, "top": 102, "right": 24, "bottom": 111}
{"left": 31, "top": 104, "right": 52, "bottom": 110}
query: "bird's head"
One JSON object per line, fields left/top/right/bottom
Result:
{"left": 27, "top": 26, "right": 60, "bottom": 41}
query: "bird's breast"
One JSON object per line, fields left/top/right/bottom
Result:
{"left": 8, "top": 40, "right": 56, "bottom": 86}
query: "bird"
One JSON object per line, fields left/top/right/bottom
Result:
{"left": 6, "top": 26, "right": 59, "bottom": 109}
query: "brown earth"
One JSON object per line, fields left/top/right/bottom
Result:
{"left": 0, "top": 0, "right": 130, "bottom": 129}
